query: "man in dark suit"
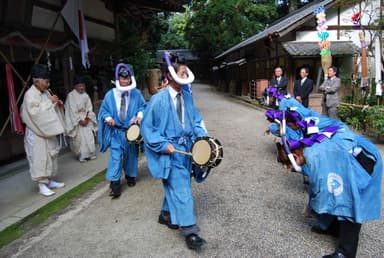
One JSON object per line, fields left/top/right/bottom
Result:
{"left": 268, "top": 66, "right": 288, "bottom": 95}
{"left": 319, "top": 66, "right": 341, "bottom": 119}
{"left": 293, "top": 67, "right": 313, "bottom": 108}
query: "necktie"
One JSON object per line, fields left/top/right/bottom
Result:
{"left": 176, "top": 92, "right": 182, "bottom": 122}
{"left": 119, "top": 92, "right": 128, "bottom": 121}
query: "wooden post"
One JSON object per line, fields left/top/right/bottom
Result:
{"left": 0, "top": 11, "right": 61, "bottom": 136}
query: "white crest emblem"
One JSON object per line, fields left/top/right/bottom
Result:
{"left": 327, "top": 173, "right": 343, "bottom": 196}
{"left": 305, "top": 116, "right": 320, "bottom": 125}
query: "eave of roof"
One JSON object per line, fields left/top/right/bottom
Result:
{"left": 215, "top": 0, "right": 336, "bottom": 59}
{"left": 104, "top": 0, "right": 189, "bottom": 15}
{"left": 282, "top": 41, "right": 360, "bottom": 56}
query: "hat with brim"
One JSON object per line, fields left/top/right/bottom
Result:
{"left": 31, "top": 64, "right": 50, "bottom": 79}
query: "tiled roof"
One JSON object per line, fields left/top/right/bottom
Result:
{"left": 156, "top": 49, "right": 199, "bottom": 63}
{"left": 282, "top": 41, "right": 360, "bottom": 56}
{"left": 215, "top": 0, "right": 335, "bottom": 59}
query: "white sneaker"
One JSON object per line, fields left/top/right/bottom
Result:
{"left": 48, "top": 180, "right": 65, "bottom": 189}
{"left": 39, "top": 183, "right": 55, "bottom": 197}
{"left": 79, "top": 154, "right": 87, "bottom": 163}
{"left": 90, "top": 155, "right": 97, "bottom": 160}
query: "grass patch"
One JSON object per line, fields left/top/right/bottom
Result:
{"left": 0, "top": 170, "right": 106, "bottom": 249}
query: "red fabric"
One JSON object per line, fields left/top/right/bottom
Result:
{"left": 5, "top": 64, "right": 24, "bottom": 135}
{"left": 78, "top": 10, "right": 84, "bottom": 40}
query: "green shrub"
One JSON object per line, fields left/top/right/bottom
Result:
{"left": 366, "top": 106, "right": 384, "bottom": 135}
{"left": 338, "top": 105, "right": 352, "bottom": 122}
{"left": 338, "top": 105, "right": 367, "bottom": 131}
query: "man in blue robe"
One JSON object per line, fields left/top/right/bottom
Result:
{"left": 141, "top": 61, "right": 208, "bottom": 250}
{"left": 277, "top": 128, "right": 382, "bottom": 258}
{"left": 98, "top": 64, "right": 145, "bottom": 199}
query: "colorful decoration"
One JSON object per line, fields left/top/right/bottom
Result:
{"left": 352, "top": 11, "right": 361, "bottom": 29}
{"left": 314, "top": 6, "right": 332, "bottom": 79}
{"left": 359, "top": 31, "right": 369, "bottom": 96}
{"left": 351, "top": 10, "right": 369, "bottom": 99}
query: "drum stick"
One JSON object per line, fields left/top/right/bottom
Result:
{"left": 173, "top": 149, "right": 193, "bottom": 157}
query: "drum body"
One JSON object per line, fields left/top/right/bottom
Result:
{"left": 191, "top": 136, "right": 223, "bottom": 168}
{"left": 126, "top": 124, "right": 142, "bottom": 144}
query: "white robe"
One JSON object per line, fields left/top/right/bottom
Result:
{"left": 20, "top": 85, "right": 65, "bottom": 182}
{"left": 64, "top": 89, "right": 98, "bottom": 158}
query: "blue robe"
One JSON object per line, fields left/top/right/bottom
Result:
{"left": 279, "top": 97, "right": 350, "bottom": 136}
{"left": 304, "top": 130, "right": 382, "bottom": 224}
{"left": 141, "top": 86, "right": 207, "bottom": 227}
{"left": 278, "top": 97, "right": 382, "bottom": 224}
{"left": 98, "top": 88, "right": 145, "bottom": 181}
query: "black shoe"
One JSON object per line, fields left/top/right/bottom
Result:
{"left": 322, "top": 252, "right": 346, "bottom": 258}
{"left": 109, "top": 190, "right": 121, "bottom": 199}
{"left": 110, "top": 181, "right": 121, "bottom": 199}
{"left": 311, "top": 225, "right": 339, "bottom": 237}
{"left": 158, "top": 214, "right": 179, "bottom": 230}
{"left": 185, "top": 234, "right": 206, "bottom": 250}
{"left": 126, "top": 176, "right": 136, "bottom": 187}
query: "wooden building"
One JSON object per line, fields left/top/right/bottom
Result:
{"left": 0, "top": 0, "right": 188, "bottom": 165}
{"left": 213, "top": 0, "right": 381, "bottom": 106}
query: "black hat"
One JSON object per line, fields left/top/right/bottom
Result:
{"left": 31, "top": 64, "right": 50, "bottom": 79}
{"left": 73, "top": 75, "right": 85, "bottom": 85}
{"left": 118, "top": 66, "right": 130, "bottom": 77}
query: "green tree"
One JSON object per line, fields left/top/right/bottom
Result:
{"left": 185, "top": 0, "right": 279, "bottom": 60}
{"left": 158, "top": 11, "right": 190, "bottom": 49}
{"left": 277, "top": 0, "right": 314, "bottom": 15}
{"left": 117, "top": 14, "right": 167, "bottom": 80}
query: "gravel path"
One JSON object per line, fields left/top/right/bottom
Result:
{"left": 1, "top": 83, "right": 383, "bottom": 258}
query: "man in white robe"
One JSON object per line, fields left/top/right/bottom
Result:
{"left": 20, "top": 64, "right": 66, "bottom": 197}
{"left": 65, "top": 75, "right": 98, "bottom": 162}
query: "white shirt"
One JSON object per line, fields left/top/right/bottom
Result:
{"left": 168, "top": 86, "right": 184, "bottom": 126}
{"left": 301, "top": 77, "right": 307, "bottom": 85}
{"left": 105, "top": 88, "right": 143, "bottom": 123}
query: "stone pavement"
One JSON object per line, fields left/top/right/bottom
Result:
{"left": 0, "top": 149, "right": 110, "bottom": 232}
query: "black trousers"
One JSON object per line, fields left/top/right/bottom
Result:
{"left": 337, "top": 220, "right": 362, "bottom": 258}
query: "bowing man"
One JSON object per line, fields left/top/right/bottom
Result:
{"left": 20, "top": 64, "right": 66, "bottom": 197}
{"left": 141, "top": 59, "right": 208, "bottom": 250}
{"left": 279, "top": 128, "right": 382, "bottom": 258}
{"left": 275, "top": 99, "right": 382, "bottom": 258}
{"left": 98, "top": 63, "right": 145, "bottom": 199}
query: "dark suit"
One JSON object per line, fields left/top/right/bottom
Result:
{"left": 293, "top": 77, "right": 313, "bottom": 108}
{"left": 269, "top": 76, "right": 288, "bottom": 95}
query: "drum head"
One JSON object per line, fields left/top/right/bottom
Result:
{"left": 126, "top": 124, "right": 140, "bottom": 142}
{"left": 191, "top": 139, "right": 212, "bottom": 166}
